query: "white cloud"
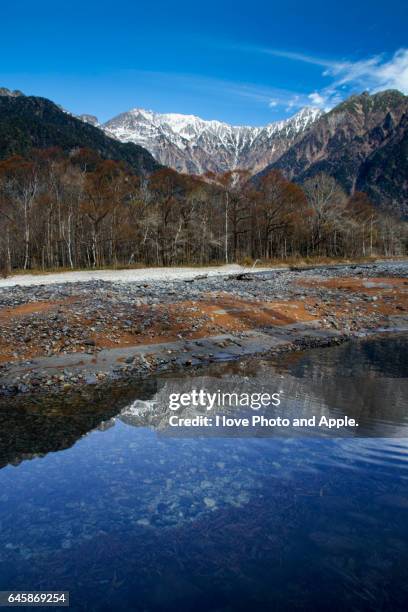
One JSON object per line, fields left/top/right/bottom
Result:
{"left": 324, "top": 48, "right": 408, "bottom": 94}
{"left": 262, "top": 47, "right": 408, "bottom": 95}
{"left": 308, "top": 92, "right": 326, "bottom": 106}
{"left": 255, "top": 46, "right": 408, "bottom": 112}
{"left": 269, "top": 100, "right": 278, "bottom": 107}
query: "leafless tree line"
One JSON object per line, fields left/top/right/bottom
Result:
{"left": 0, "top": 148, "right": 406, "bottom": 273}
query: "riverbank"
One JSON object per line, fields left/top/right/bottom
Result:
{"left": 1, "top": 260, "right": 407, "bottom": 396}
{"left": 0, "top": 264, "right": 260, "bottom": 288}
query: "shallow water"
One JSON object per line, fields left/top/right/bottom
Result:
{"left": 0, "top": 335, "right": 407, "bottom": 611}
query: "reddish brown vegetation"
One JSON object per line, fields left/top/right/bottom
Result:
{"left": 0, "top": 149, "right": 406, "bottom": 273}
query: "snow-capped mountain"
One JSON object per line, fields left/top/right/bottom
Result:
{"left": 101, "top": 107, "right": 323, "bottom": 174}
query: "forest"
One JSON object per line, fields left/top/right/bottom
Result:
{"left": 0, "top": 147, "right": 406, "bottom": 273}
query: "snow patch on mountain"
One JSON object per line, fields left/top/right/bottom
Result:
{"left": 79, "top": 114, "right": 100, "bottom": 127}
{"left": 103, "top": 107, "right": 323, "bottom": 174}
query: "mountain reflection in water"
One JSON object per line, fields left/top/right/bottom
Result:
{"left": 0, "top": 334, "right": 407, "bottom": 611}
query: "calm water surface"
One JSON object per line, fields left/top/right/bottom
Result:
{"left": 0, "top": 335, "right": 407, "bottom": 611}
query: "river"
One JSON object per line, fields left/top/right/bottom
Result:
{"left": 0, "top": 334, "right": 407, "bottom": 610}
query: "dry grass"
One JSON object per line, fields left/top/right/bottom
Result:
{"left": 7, "top": 255, "right": 407, "bottom": 277}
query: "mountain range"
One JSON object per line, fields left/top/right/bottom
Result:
{"left": 101, "top": 107, "right": 322, "bottom": 174}
{"left": 0, "top": 86, "right": 407, "bottom": 214}
{"left": 98, "top": 93, "right": 408, "bottom": 214}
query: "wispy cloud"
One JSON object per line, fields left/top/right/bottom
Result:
{"left": 260, "top": 48, "right": 337, "bottom": 69}
{"left": 258, "top": 47, "right": 408, "bottom": 109}
{"left": 323, "top": 48, "right": 408, "bottom": 93}
{"left": 121, "top": 47, "right": 408, "bottom": 121}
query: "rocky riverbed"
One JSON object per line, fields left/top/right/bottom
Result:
{"left": 0, "top": 261, "right": 407, "bottom": 396}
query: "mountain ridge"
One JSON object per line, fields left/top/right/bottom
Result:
{"left": 0, "top": 93, "right": 160, "bottom": 175}
{"left": 256, "top": 90, "right": 408, "bottom": 214}
{"left": 102, "top": 106, "right": 323, "bottom": 174}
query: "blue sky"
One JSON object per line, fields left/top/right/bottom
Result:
{"left": 1, "top": 0, "right": 407, "bottom": 125}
